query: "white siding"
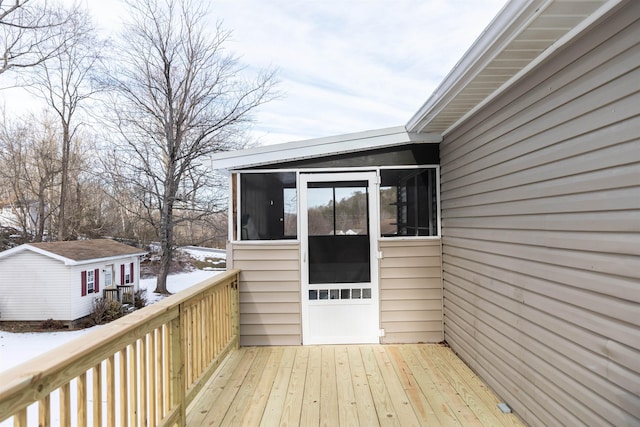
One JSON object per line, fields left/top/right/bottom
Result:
{"left": 0, "top": 251, "right": 72, "bottom": 321}
{"left": 379, "top": 239, "right": 443, "bottom": 343}
{"left": 73, "top": 264, "right": 107, "bottom": 320}
{"left": 228, "top": 242, "right": 301, "bottom": 346}
{"left": 0, "top": 252, "right": 142, "bottom": 322}
{"left": 439, "top": 4, "right": 640, "bottom": 427}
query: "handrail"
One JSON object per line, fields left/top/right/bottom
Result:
{"left": 0, "top": 269, "right": 240, "bottom": 426}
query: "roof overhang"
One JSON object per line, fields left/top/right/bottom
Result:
{"left": 406, "top": 0, "right": 624, "bottom": 137}
{"left": 209, "top": 126, "right": 441, "bottom": 171}
{"left": 0, "top": 244, "right": 146, "bottom": 266}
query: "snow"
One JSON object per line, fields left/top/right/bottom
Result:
{"left": 0, "top": 246, "right": 226, "bottom": 426}
{"left": 0, "top": 268, "right": 222, "bottom": 374}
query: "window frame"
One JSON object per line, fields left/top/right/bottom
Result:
{"left": 378, "top": 165, "right": 441, "bottom": 240}
{"left": 233, "top": 169, "right": 299, "bottom": 243}
{"left": 230, "top": 165, "right": 440, "bottom": 243}
{"left": 87, "top": 269, "right": 95, "bottom": 294}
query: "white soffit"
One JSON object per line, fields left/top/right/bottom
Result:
{"left": 209, "top": 126, "right": 441, "bottom": 171}
{"left": 406, "top": 0, "right": 620, "bottom": 137}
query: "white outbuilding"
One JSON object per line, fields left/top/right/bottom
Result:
{"left": 0, "top": 239, "right": 146, "bottom": 323}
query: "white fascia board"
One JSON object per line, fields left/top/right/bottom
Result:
{"left": 407, "top": 0, "right": 623, "bottom": 136}
{"left": 0, "top": 244, "right": 74, "bottom": 264}
{"left": 440, "top": 0, "right": 627, "bottom": 136}
{"left": 406, "top": 0, "right": 545, "bottom": 133}
{"left": 209, "top": 126, "right": 441, "bottom": 171}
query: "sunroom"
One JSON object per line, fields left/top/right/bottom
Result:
{"left": 213, "top": 126, "right": 445, "bottom": 346}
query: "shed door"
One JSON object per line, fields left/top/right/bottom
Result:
{"left": 300, "top": 172, "right": 379, "bottom": 344}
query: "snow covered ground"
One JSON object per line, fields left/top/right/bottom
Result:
{"left": 0, "top": 268, "right": 222, "bottom": 373}
{"left": 0, "top": 246, "right": 226, "bottom": 425}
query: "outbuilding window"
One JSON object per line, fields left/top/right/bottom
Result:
{"left": 121, "top": 263, "right": 134, "bottom": 284}
{"left": 81, "top": 268, "right": 100, "bottom": 296}
{"left": 87, "top": 270, "right": 95, "bottom": 293}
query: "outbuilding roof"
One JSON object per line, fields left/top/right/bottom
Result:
{"left": 0, "top": 239, "right": 146, "bottom": 266}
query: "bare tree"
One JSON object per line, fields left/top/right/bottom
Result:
{"left": 0, "top": 113, "right": 61, "bottom": 241}
{"left": 103, "top": 0, "right": 277, "bottom": 293}
{"left": 0, "top": 0, "right": 74, "bottom": 74}
{"left": 26, "top": 7, "right": 105, "bottom": 240}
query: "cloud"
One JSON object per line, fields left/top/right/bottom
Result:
{"left": 0, "top": 0, "right": 508, "bottom": 146}
{"left": 211, "top": 0, "right": 508, "bottom": 144}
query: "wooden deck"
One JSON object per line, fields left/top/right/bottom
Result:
{"left": 188, "top": 344, "right": 525, "bottom": 426}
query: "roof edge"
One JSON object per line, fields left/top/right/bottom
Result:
{"left": 209, "top": 126, "right": 442, "bottom": 171}
{"left": 439, "top": 0, "right": 627, "bottom": 136}
{"left": 67, "top": 252, "right": 147, "bottom": 266}
{"left": 406, "top": 0, "right": 542, "bottom": 133}
{"left": 0, "top": 244, "right": 146, "bottom": 266}
{"left": 0, "top": 244, "right": 73, "bottom": 264}
{"left": 406, "top": 0, "right": 627, "bottom": 136}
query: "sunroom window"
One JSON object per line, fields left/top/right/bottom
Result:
{"left": 379, "top": 168, "right": 438, "bottom": 237}
{"left": 240, "top": 172, "right": 297, "bottom": 240}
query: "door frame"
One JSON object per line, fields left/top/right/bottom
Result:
{"left": 299, "top": 171, "right": 380, "bottom": 344}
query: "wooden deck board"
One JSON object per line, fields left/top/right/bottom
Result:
{"left": 299, "top": 346, "right": 321, "bottom": 425}
{"left": 347, "top": 346, "right": 379, "bottom": 426}
{"left": 320, "top": 346, "right": 339, "bottom": 427}
{"left": 188, "top": 344, "right": 526, "bottom": 427}
{"left": 388, "top": 345, "right": 441, "bottom": 426}
{"left": 335, "top": 346, "right": 359, "bottom": 426}
{"left": 259, "top": 346, "right": 296, "bottom": 426}
{"left": 224, "top": 347, "right": 281, "bottom": 426}
{"left": 414, "top": 345, "right": 486, "bottom": 426}
{"left": 279, "top": 347, "right": 309, "bottom": 426}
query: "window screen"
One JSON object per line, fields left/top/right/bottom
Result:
{"left": 379, "top": 168, "right": 438, "bottom": 237}
{"left": 240, "top": 172, "right": 297, "bottom": 240}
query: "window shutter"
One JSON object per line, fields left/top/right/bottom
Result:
{"left": 121, "top": 264, "right": 125, "bottom": 285}
{"left": 94, "top": 268, "right": 100, "bottom": 292}
{"left": 130, "top": 262, "right": 134, "bottom": 283}
{"left": 81, "top": 271, "right": 87, "bottom": 296}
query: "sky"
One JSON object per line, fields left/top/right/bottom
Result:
{"left": 1, "top": 0, "right": 508, "bottom": 146}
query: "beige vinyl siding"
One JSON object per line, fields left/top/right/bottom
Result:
{"left": 439, "top": 4, "right": 640, "bottom": 427}
{"left": 379, "top": 239, "right": 443, "bottom": 343}
{"left": 228, "top": 242, "right": 301, "bottom": 346}
{"left": 0, "top": 252, "right": 72, "bottom": 321}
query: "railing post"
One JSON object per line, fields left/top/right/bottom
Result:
{"left": 232, "top": 271, "right": 240, "bottom": 349}
{"left": 171, "top": 307, "right": 186, "bottom": 425}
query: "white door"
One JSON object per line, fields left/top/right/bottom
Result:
{"left": 300, "top": 172, "right": 379, "bottom": 344}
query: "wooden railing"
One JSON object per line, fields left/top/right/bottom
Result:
{"left": 0, "top": 269, "right": 240, "bottom": 427}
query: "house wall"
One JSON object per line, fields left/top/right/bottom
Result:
{"left": 71, "top": 257, "right": 141, "bottom": 320}
{"left": 0, "top": 251, "right": 72, "bottom": 321}
{"left": 0, "top": 252, "right": 142, "bottom": 322}
{"left": 439, "top": 3, "right": 640, "bottom": 426}
{"left": 228, "top": 241, "right": 302, "bottom": 346}
{"left": 72, "top": 262, "right": 105, "bottom": 321}
{"left": 379, "top": 239, "right": 443, "bottom": 343}
{"left": 230, "top": 239, "right": 445, "bottom": 346}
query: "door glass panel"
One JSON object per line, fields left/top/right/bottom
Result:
{"left": 335, "top": 187, "right": 368, "bottom": 235}
{"left": 307, "top": 180, "right": 370, "bottom": 284}
{"left": 307, "top": 187, "right": 334, "bottom": 235}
